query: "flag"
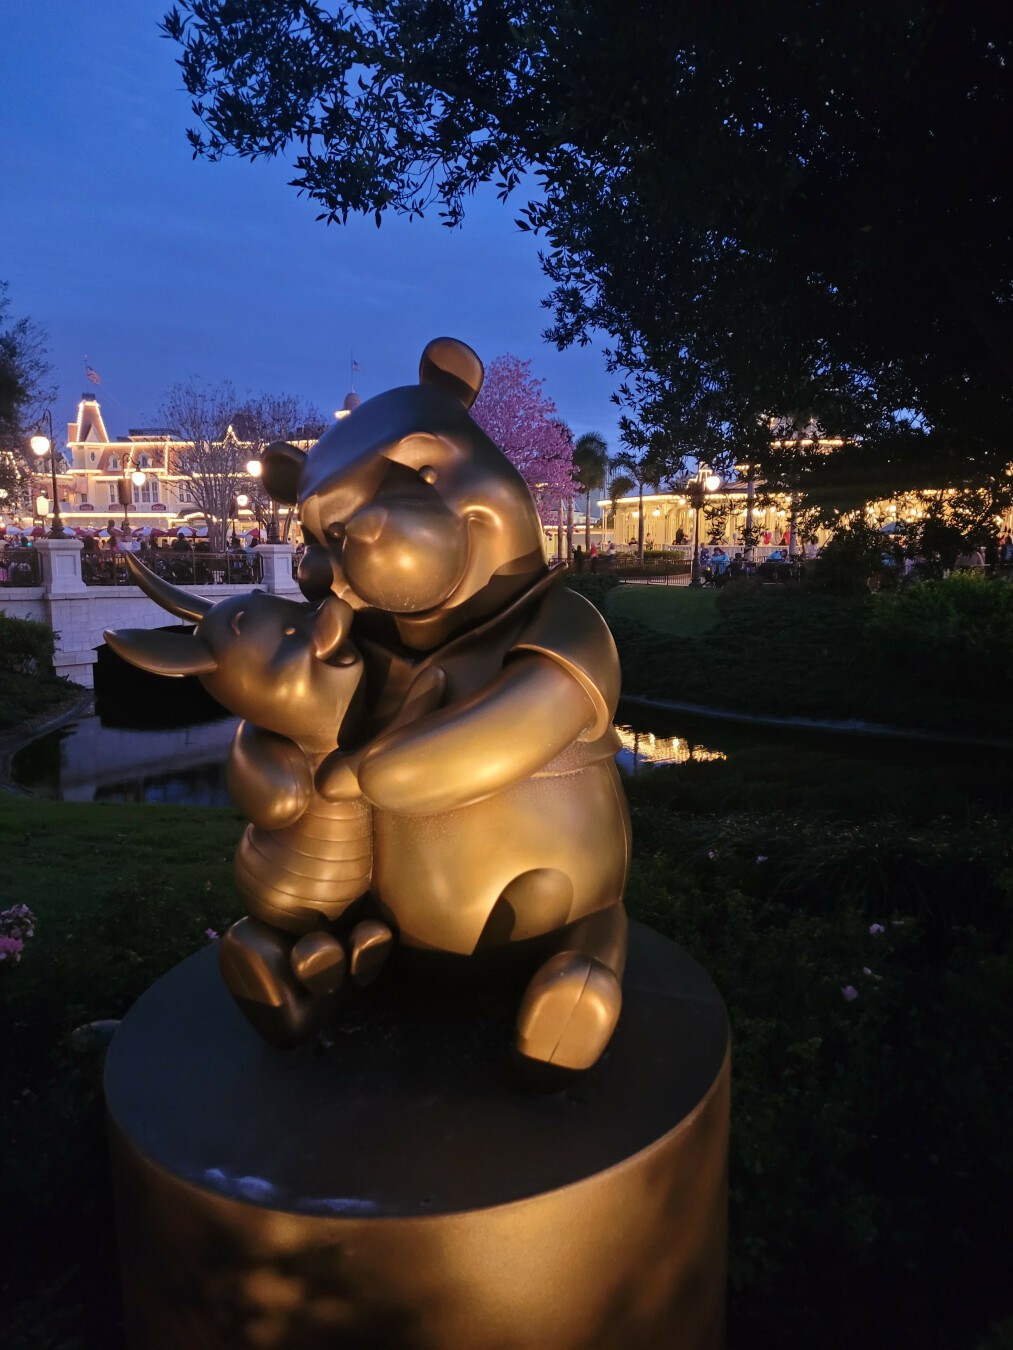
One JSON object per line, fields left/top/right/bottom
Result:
{"left": 351, "top": 359, "right": 361, "bottom": 373}
{"left": 85, "top": 360, "right": 101, "bottom": 386}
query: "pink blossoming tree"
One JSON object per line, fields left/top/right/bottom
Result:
{"left": 471, "top": 356, "right": 577, "bottom": 524}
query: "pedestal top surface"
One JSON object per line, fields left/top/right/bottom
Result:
{"left": 105, "top": 921, "right": 727, "bottom": 1218}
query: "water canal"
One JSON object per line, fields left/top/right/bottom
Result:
{"left": 10, "top": 701, "right": 735, "bottom": 804}
{"left": 12, "top": 689, "right": 989, "bottom": 806}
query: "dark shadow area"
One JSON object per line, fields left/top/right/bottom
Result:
{"left": 94, "top": 628, "right": 227, "bottom": 729}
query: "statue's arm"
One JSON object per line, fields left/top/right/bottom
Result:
{"left": 353, "top": 654, "right": 596, "bottom": 816}
{"left": 226, "top": 721, "right": 314, "bottom": 829}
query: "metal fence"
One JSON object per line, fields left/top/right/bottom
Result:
{"left": 0, "top": 548, "right": 42, "bottom": 587}
{"left": 82, "top": 550, "right": 264, "bottom": 587}
{"left": 583, "top": 554, "right": 693, "bottom": 586}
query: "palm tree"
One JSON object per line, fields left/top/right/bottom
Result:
{"left": 611, "top": 442, "right": 668, "bottom": 563}
{"left": 607, "top": 472, "right": 636, "bottom": 548}
{"left": 572, "top": 432, "right": 609, "bottom": 553}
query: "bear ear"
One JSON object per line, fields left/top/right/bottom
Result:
{"left": 419, "top": 338, "right": 484, "bottom": 409}
{"left": 261, "top": 440, "right": 306, "bottom": 506}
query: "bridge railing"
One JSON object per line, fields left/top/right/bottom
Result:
{"left": 0, "top": 548, "right": 43, "bottom": 587}
{"left": 81, "top": 551, "right": 265, "bottom": 588}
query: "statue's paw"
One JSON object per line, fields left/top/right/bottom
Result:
{"left": 218, "top": 917, "right": 338, "bottom": 1049}
{"left": 515, "top": 951, "right": 622, "bottom": 1071}
{"left": 291, "top": 919, "right": 394, "bottom": 991}
{"left": 290, "top": 931, "right": 346, "bottom": 995}
{"left": 348, "top": 919, "right": 394, "bottom": 986}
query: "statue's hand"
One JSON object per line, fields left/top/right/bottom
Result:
{"left": 316, "top": 666, "right": 446, "bottom": 802}
{"left": 316, "top": 746, "right": 365, "bottom": 802}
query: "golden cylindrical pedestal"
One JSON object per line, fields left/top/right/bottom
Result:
{"left": 105, "top": 922, "right": 729, "bottom": 1349}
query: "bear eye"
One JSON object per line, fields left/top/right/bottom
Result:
{"left": 284, "top": 626, "right": 297, "bottom": 636}
{"left": 419, "top": 465, "right": 438, "bottom": 485}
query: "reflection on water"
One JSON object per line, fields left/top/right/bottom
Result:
{"left": 614, "top": 725, "right": 727, "bottom": 775}
{"left": 12, "top": 712, "right": 728, "bottom": 805}
{"left": 11, "top": 714, "right": 239, "bottom": 805}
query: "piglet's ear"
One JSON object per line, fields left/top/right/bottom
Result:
{"left": 262, "top": 440, "right": 306, "bottom": 507}
{"left": 419, "top": 338, "right": 484, "bottom": 409}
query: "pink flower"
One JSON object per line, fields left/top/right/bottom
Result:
{"left": 205, "top": 928, "right": 219, "bottom": 941}
{"left": 707, "top": 850, "right": 717, "bottom": 861}
{"left": 756, "top": 855, "right": 768, "bottom": 864}
{"left": 869, "top": 923, "right": 885, "bottom": 935}
{"left": 0, "top": 935, "right": 25, "bottom": 962}
{"left": 841, "top": 985, "right": 859, "bottom": 1002}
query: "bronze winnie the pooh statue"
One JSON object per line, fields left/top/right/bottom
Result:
{"left": 111, "top": 337, "right": 632, "bottom": 1071}
{"left": 271, "top": 337, "right": 632, "bottom": 1070}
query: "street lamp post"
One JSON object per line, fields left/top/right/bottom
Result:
{"left": 689, "top": 472, "right": 722, "bottom": 587}
{"left": 29, "top": 411, "right": 66, "bottom": 538}
{"left": 233, "top": 493, "right": 250, "bottom": 542}
{"left": 246, "top": 459, "right": 279, "bottom": 542}
{"left": 115, "top": 451, "right": 147, "bottom": 534}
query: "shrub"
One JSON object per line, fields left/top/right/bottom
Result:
{"left": 0, "top": 613, "right": 55, "bottom": 674}
{"left": 624, "top": 778, "right": 1013, "bottom": 1348}
{"left": 869, "top": 572, "right": 1013, "bottom": 693}
{"left": 807, "top": 520, "right": 885, "bottom": 594}
{"left": 565, "top": 572, "right": 620, "bottom": 613}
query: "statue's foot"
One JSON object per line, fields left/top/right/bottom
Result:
{"left": 348, "top": 919, "right": 393, "bottom": 986}
{"left": 218, "top": 918, "right": 341, "bottom": 1049}
{"left": 291, "top": 930, "right": 346, "bottom": 995}
{"left": 515, "top": 951, "right": 622, "bottom": 1071}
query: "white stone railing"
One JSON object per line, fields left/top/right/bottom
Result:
{"left": 0, "top": 539, "right": 301, "bottom": 689}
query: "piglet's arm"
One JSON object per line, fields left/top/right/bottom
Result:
{"left": 226, "top": 721, "right": 314, "bottom": 829}
{"left": 356, "top": 655, "right": 595, "bottom": 816}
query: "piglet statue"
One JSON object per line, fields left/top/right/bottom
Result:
{"left": 104, "top": 554, "right": 412, "bottom": 1047}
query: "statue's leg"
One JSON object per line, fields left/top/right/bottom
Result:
{"left": 219, "top": 909, "right": 395, "bottom": 1049}
{"left": 218, "top": 917, "right": 341, "bottom": 1049}
{"left": 514, "top": 901, "right": 628, "bottom": 1071}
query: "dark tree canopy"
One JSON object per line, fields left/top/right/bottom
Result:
{"left": 0, "top": 283, "right": 54, "bottom": 508}
{"left": 162, "top": 1, "right": 1013, "bottom": 514}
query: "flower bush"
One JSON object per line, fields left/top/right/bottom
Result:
{"left": 0, "top": 904, "right": 37, "bottom": 964}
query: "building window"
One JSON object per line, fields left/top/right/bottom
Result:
{"left": 109, "top": 455, "right": 120, "bottom": 470}
{"left": 133, "top": 478, "right": 158, "bottom": 504}
{"left": 138, "top": 454, "right": 150, "bottom": 468}
{"left": 108, "top": 483, "right": 123, "bottom": 505}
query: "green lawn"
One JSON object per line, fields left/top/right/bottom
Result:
{"left": 2, "top": 799, "right": 244, "bottom": 1349}
{"left": 606, "top": 583, "right": 719, "bottom": 637}
{"left": 3, "top": 752, "right": 1012, "bottom": 1349}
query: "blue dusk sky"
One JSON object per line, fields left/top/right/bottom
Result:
{"left": 2, "top": 1, "right": 623, "bottom": 446}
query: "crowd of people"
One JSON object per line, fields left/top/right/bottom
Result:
{"left": 83, "top": 527, "right": 263, "bottom": 586}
